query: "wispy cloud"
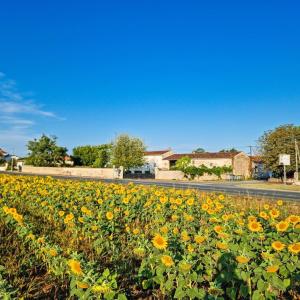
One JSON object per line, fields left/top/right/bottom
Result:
{"left": 0, "top": 72, "right": 61, "bottom": 154}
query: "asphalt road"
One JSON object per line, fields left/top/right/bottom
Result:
{"left": 1, "top": 171, "right": 300, "bottom": 201}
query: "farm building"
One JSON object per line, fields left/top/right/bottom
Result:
{"left": 163, "top": 151, "right": 251, "bottom": 178}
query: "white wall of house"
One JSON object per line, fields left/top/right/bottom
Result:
{"left": 130, "top": 150, "right": 172, "bottom": 174}
{"left": 191, "top": 158, "right": 232, "bottom": 168}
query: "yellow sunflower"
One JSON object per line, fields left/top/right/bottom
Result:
{"left": 161, "top": 255, "right": 174, "bottom": 267}
{"left": 201, "top": 203, "right": 209, "bottom": 211}
{"left": 186, "top": 198, "right": 194, "bottom": 206}
{"left": 77, "top": 282, "right": 89, "bottom": 289}
{"left": 49, "top": 249, "right": 57, "bottom": 257}
{"left": 248, "top": 221, "right": 263, "bottom": 232}
{"left": 248, "top": 216, "right": 257, "bottom": 223}
{"left": 68, "top": 259, "right": 83, "bottom": 275}
{"left": 214, "top": 225, "right": 223, "bottom": 234}
{"left": 181, "top": 231, "right": 190, "bottom": 242}
{"left": 152, "top": 234, "right": 168, "bottom": 250}
{"left": 106, "top": 211, "right": 114, "bottom": 220}
{"left": 287, "top": 215, "right": 300, "bottom": 225}
{"left": 271, "top": 241, "right": 285, "bottom": 251}
{"left": 277, "top": 200, "right": 283, "bottom": 206}
{"left": 269, "top": 209, "right": 280, "bottom": 219}
{"left": 259, "top": 211, "right": 269, "bottom": 220}
{"left": 173, "top": 227, "right": 179, "bottom": 234}
{"left": 236, "top": 256, "right": 250, "bottom": 264}
{"left": 216, "top": 242, "right": 229, "bottom": 250}
{"left": 288, "top": 243, "right": 300, "bottom": 254}
{"left": 266, "top": 265, "right": 279, "bottom": 273}
{"left": 194, "top": 235, "right": 206, "bottom": 244}
{"left": 276, "top": 221, "right": 289, "bottom": 232}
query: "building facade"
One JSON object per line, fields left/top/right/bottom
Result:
{"left": 163, "top": 151, "right": 251, "bottom": 178}
{"left": 129, "top": 150, "right": 173, "bottom": 174}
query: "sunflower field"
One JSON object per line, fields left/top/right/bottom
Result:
{"left": 0, "top": 174, "right": 299, "bottom": 299}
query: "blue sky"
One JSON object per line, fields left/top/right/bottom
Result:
{"left": 0, "top": 0, "right": 299, "bottom": 155}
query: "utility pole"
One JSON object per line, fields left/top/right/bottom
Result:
{"left": 247, "top": 146, "right": 253, "bottom": 157}
{"left": 10, "top": 148, "right": 14, "bottom": 172}
{"left": 247, "top": 145, "right": 257, "bottom": 157}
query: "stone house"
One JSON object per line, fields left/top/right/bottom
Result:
{"left": 129, "top": 149, "right": 173, "bottom": 174}
{"left": 163, "top": 151, "right": 251, "bottom": 178}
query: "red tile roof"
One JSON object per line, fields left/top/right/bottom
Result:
{"left": 144, "top": 150, "right": 171, "bottom": 156}
{"left": 163, "top": 152, "right": 240, "bottom": 160}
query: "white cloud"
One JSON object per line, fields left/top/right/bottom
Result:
{"left": 0, "top": 72, "right": 61, "bottom": 154}
{"left": 0, "top": 115, "right": 35, "bottom": 126}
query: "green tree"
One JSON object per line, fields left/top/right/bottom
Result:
{"left": 72, "top": 144, "right": 112, "bottom": 167}
{"left": 26, "top": 135, "right": 67, "bottom": 167}
{"left": 112, "top": 134, "right": 146, "bottom": 170}
{"left": 193, "top": 148, "right": 205, "bottom": 153}
{"left": 219, "top": 148, "right": 239, "bottom": 153}
{"left": 0, "top": 157, "right": 6, "bottom": 166}
{"left": 175, "top": 156, "right": 192, "bottom": 171}
{"left": 259, "top": 124, "right": 300, "bottom": 178}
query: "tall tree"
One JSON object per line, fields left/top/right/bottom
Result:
{"left": 72, "top": 144, "right": 112, "bottom": 167}
{"left": 112, "top": 134, "right": 146, "bottom": 170}
{"left": 26, "top": 135, "right": 67, "bottom": 167}
{"left": 193, "top": 148, "right": 205, "bottom": 153}
{"left": 259, "top": 124, "right": 300, "bottom": 178}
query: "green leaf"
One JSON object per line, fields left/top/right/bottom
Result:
{"left": 190, "top": 271, "right": 198, "bottom": 282}
{"left": 239, "top": 284, "right": 249, "bottom": 298}
{"left": 257, "top": 279, "right": 266, "bottom": 291}
{"left": 102, "top": 268, "right": 110, "bottom": 278}
{"left": 174, "top": 287, "right": 186, "bottom": 299}
{"left": 241, "top": 271, "right": 248, "bottom": 281}
{"left": 271, "top": 277, "right": 285, "bottom": 290}
{"left": 252, "top": 290, "right": 264, "bottom": 300}
{"left": 186, "top": 287, "right": 200, "bottom": 299}
{"left": 104, "top": 291, "right": 116, "bottom": 300}
{"left": 226, "top": 287, "right": 237, "bottom": 299}
{"left": 165, "top": 278, "right": 174, "bottom": 291}
{"left": 287, "top": 263, "right": 296, "bottom": 272}
{"left": 283, "top": 278, "right": 290, "bottom": 289}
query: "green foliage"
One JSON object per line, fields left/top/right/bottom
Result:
{"left": 0, "top": 158, "right": 6, "bottom": 167}
{"left": 259, "top": 124, "right": 300, "bottom": 178}
{"left": 193, "top": 148, "right": 205, "bottom": 153}
{"left": 175, "top": 156, "right": 191, "bottom": 171}
{"left": 26, "top": 135, "right": 68, "bottom": 167}
{"left": 219, "top": 148, "right": 239, "bottom": 153}
{"left": 0, "top": 265, "right": 17, "bottom": 299}
{"left": 72, "top": 144, "right": 112, "bottom": 167}
{"left": 112, "top": 134, "right": 146, "bottom": 170}
{"left": 175, "top": 156, "right": 232, "bottom": 179}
